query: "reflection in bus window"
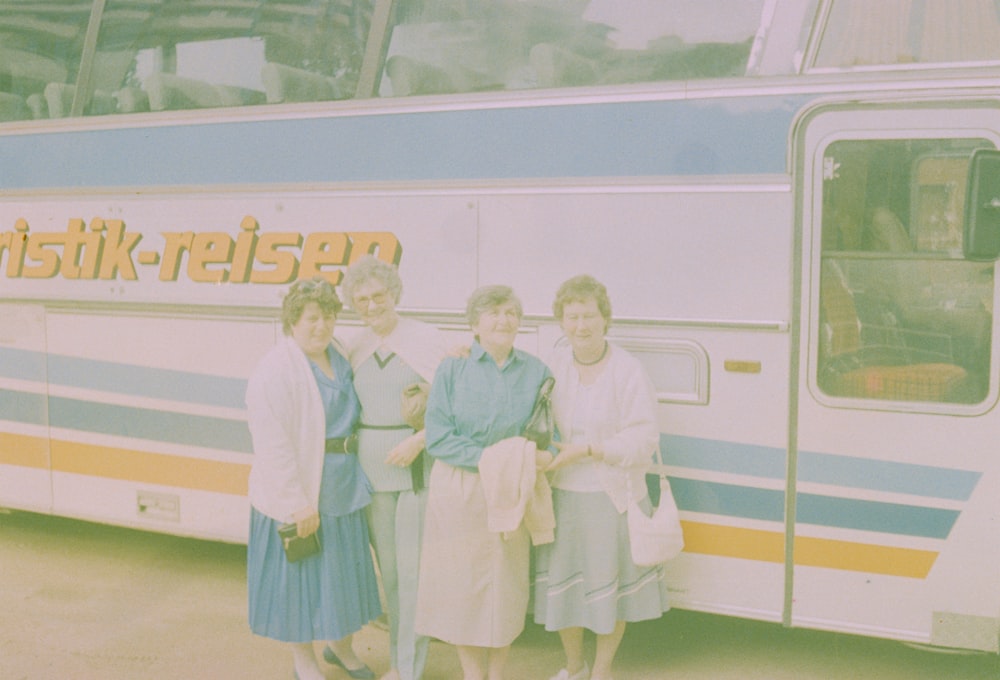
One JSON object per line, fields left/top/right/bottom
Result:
{"left": 817, "top": 138, "right": 994, "bottom": 405}
{"left": 0, "top": 0, "right": 91, "bottom": 121}
{"left": 88, "top": 0, "right": 372, "bottom": 115}
{"left": 379, "top": 0, "right": 766, "bottom": 97}
{"left": 814, "top": 0, "right": 1000, "bottom": 70}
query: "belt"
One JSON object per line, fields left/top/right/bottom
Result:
{"left": 324, "top": 434, "right": 358, "bottom": 455}
{"left": 357, "top": 423, "right": 413, "bottom": 431}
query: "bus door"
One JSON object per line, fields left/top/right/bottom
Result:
{"left": 792, "top": 102, "right": 1000, "bottom": 651}
{"left": 0, "top": 303, "right": 52, "bottom": 514}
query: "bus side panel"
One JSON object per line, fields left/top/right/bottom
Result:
{"left": 0, "top": 303, "right": 52, "bottom": 514}
{"left": 479, "top": 189, "right": 794, "bottom": 621}
{"left": 43, "top": 311, "right": 276, "bottom": 542}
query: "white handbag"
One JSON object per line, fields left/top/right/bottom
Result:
{"left": 627, "top": 451, "right": 684, "bottom": 566}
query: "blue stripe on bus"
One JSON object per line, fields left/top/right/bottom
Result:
{"left": 0, "top": 96, "right": 806, "bottom": 189}
{"left": 798, "top": 450, "right": 980, "bottom": 503}
{"left": 0, "top": 347, "right": 246, "bottom": 410}
{"left": 0, "top": 347, "right": 47, "bottom": 381}
{"left": 48, "top": 396, "right": 251, "bottom": 454}
{"left": 47, "top": 354, "right": 246, "bottom": 410}
{"left": 661, "top": 433, "right": 785, "bottom": 479}
{"left": 671, "top": 478, "right": 960, "bottom": 540}
{"left": 661, "top": 434, "right": 980, "bottom": 501}
{"left": 797, "top": 493, "right": 959, "bottom": 540}
{"left": 0, "top": 389, "right": 47, "bottom": 426}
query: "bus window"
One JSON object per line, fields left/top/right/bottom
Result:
{"left": 88, "top": 0, "right": 372, "bottom": 115}
{"left": 0, "top": 1, "right": 91, "bottom": 121}
{"left": 378, "top": 0, "right": 767, "bottom": 97}
{"left": 817, "top": 138, "right": 995, "bottom": 405}
{"left": 813, "top": 0, "right": 1000, "bottom": 70}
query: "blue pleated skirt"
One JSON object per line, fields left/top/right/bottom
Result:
{"left": 247, "top": 462, "right": 382, "bottom": 642}
{"left": 533, "top": 489, "right": 670, "bottom": 635}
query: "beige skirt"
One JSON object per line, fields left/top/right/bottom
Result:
{"left": 415, "top": 460, "right": 530, "bottom": 647}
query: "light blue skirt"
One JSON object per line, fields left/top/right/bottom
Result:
{"left": 247, "top": 469, "right": 381, "bottom": 642}
{"left": 533, "top": 489, "right": 670, "bottom": 635}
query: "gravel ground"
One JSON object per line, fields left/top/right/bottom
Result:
{"left": 1, "top": 509, "right": 998, "bottom": 679}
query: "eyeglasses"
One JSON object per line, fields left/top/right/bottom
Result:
{"left": 353, "top": 290, "right": 390, "bottom": 308}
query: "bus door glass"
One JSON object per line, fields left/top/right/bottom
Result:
{"left": 794, "top": 106, "right": 1000, "bottom": 650}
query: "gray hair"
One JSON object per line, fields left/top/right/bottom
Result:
{"left": 466, "top": 285, "right": 523, "bottom": 326}
{"left": 341, "top": 255, "right": 403, "bottom": 310}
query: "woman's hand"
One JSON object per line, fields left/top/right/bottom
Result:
{"left": 534, "top": 447, "right": 554, "bottom": 471}
{"left": 546, "top": 441, "right": 590, "bottom": 471}
{"left": 386, "top": 432, "right": 425, "bottom": 467}
{"left": 291, "top": 507, "right": 320, "bottom": 538}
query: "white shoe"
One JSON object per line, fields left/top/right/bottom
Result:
{"left": 548, "top": 663, "right": 589, "bottom": 680}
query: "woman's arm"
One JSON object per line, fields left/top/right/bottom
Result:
{"left": 423, "top": 359, "right": 484, "bottom": 471}
{"left": 596, "top": 358, "right": 659, "bottom": 467}
{"left": 246, "top": 359, "right": 314, "bottom": 519}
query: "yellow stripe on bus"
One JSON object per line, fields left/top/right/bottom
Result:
{"left": 0, "top": 432, "right": 50, "bottom": 469}
{"left": 794, "top": 535, "right": 938, "bottom": 579}
{"left": 681, "top": 521, "right": 938, "bottom": 578}
{"left": 50, "top": 439, "right": 249, "bottom": 496}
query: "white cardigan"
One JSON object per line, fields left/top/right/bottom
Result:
{"left": 549, "top": 342, "right": 660, "bottom": 513}
{"left": 245, "top": 336, "right": 327, "bottom": 522}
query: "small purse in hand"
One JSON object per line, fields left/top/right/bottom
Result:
{"left": 277, "top": 522, "right": 321, "bottom": 563}
{"left": 401, "top": 381, "right": 430, "bottom": 431}
{"left": 522, "top": 376, "right": 555, "bottom": 450}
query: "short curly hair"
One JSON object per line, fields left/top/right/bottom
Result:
{"left": 281, "top": 276, "right": 343, "bottom": 335}
{"left": 552, "top": 275, "right": 612, "bottom": 328}
{"left": 466, "top": 285, "right": 523, "bottom": 326}
{"left": 341, "top": 255, "right": 403, "bottom": 310}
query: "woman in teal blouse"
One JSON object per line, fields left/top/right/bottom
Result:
{"left": 415, "top": 285, "right": 552, "bottom": 680}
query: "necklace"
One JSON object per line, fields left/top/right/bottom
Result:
{"left": 574, "top": 341, "right": 608, "bottom": 366}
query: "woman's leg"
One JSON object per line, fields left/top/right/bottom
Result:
{"left": 591, "top": 620, "right": 626, "bottom": 680}
{"left": 456, "top": 644, "right": 487, "bottom": 680}
{"left": 395, "top": 489, "right": 430, "bottom": 680}
{"left": 556, "top": 627, "right": 587, "bottom": 675}
{"left": 326, "top": 634, "right": 367, "bottom": 670}
{"left": 367, "top": 492, "right": 401, "bottom": 671}
{"left": 290, "top": 642, "right": 324, "bottom": 680}
{"left": 485, "top": 644, "right": 510, "bottom": 680}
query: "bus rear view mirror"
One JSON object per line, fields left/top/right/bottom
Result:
{"left": 964, "top": 149, "right": 1000, "bottom": 261}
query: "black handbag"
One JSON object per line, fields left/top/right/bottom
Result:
{"left": 277, "top": 522, "right": 321, "bottom": 563}
{"left": 522, "top": 376, "right": 555, "bottom": 450}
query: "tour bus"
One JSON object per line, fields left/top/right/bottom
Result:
{"left": 3, "top": 0, "right": 1000, "bottom": 654}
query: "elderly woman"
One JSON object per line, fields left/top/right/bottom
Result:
{"left": 341, "top": 256, "right": 449, "bottom": 680}
{"left": 534, "top": 275, "right": 670, "bottom": 680}
{"left": 415, "top": 285, "right": 553, "bottom": 680}
{"left": 245, "top": 276, "right": 381, "bottom": 680}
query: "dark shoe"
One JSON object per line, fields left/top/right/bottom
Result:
{"left": 322, "top": 646, "right": 375, "bottom": 680}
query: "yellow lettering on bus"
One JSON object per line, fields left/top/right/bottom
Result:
{"left": 97, "top": 220, "right": 140, "bottom": 280}
{"left": 348, "top": 232, "right": 402, "bottom": 265}
{"left": 251, "top": 231, "right": 302, "bottom": 284}
{"left": 229, "top": 216, "right": 260, "bottom": 284}
{"left": 188, "top": 231, "right": 235, "bottom": 283}
{"left": 3, "top": 219, "right": 29, "bottom": 277}
{"left": 159, "top": 231, "right": 195, "bottom": 282}
{"left": 300, "top": 232, "right": 349, "bottom": 284}
{"left": 22, "top": 231, "right": 62, "bottom": 279}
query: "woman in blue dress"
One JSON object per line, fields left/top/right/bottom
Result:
{"left": 245, "top": 276, "right": 381, "bottom": 680}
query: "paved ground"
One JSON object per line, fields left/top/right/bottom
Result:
{"left": 1, "top": 509, "right": 998, "bottom": 679}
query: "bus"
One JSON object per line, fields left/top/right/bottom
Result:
{"left": 2, "top": 0, "right": 1000, "bottom": 654}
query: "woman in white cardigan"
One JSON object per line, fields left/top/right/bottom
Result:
{"left": 534, "top": 275, "right": 670, "bottom": 680}
{"left": 246, "top": 277, "right": 380, "bottom": 680}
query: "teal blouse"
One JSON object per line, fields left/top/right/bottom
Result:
{"left": 425, "top": 341, "right": 551, "bottom": 472}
